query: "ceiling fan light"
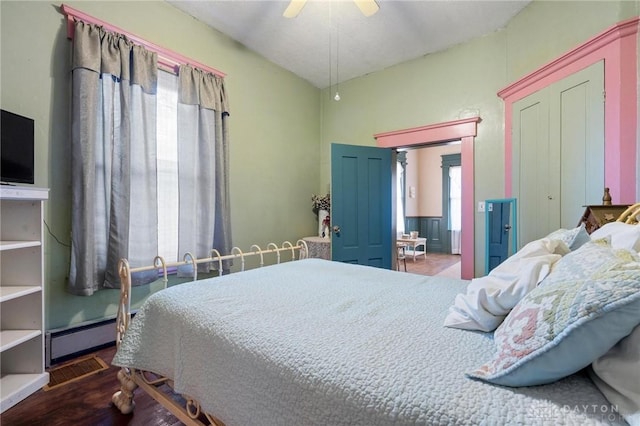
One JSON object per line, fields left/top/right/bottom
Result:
{"left": 283, "top": 0, "right": 307, "bottom": 18}
{"left": 354, "top": 0, "right": 379, "bottom": 17}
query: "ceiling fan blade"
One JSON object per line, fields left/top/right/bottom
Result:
{"left": 283, "top": 0, "right": 307, "bottom": 18}
{"left": 354, "top": 0, "right": 379, "bottom": 17}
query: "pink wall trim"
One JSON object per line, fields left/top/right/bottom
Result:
{"left": 374, "top": 117, "right": 481, "bottom": 280}
{"left": 500, "top": 17, "right": 639, "bottom": 203}
{"left": 460, "top": 135, "right": 474, "bottom": 280}
{"left": 61, "top": 4, "right": 226, "bottom": 78}
{"left": 375, "top": 117, "right": 480, "bottom": 148}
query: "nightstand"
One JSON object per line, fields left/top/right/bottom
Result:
{"left": 578, "top": 205, "right": 630, "bottom": 234}
{"left": 302, "top": 236, "right": 331, "bottom": 260}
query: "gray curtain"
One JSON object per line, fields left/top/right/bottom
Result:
{"left": 69, "top": 21, "right": 158, "bottom": 295}
{"left": 177, "top": 65, "right": 232, "bottom": 270}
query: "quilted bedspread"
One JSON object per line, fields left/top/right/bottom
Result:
{"left": 113, "top": 259, "right": 624, "bottom": 425}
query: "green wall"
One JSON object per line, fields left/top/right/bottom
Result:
{"left": 0, "top": 1, "right": 321, "bottom": 330}
{"left": 318, "top": 0, "right": 639, "bottom": 275}
{"left": 1, "top": 0, "right": 638, "bottom": 331}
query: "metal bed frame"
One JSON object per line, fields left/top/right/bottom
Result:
{"left": 111, "top": 240, "right": 309, "bottom": 425}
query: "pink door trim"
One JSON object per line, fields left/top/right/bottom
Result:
{"left": 375, "top": 116, "right": 480, "bottom": 280}
{"left": 499, "top": 17, "right": 639, "bottom": 203}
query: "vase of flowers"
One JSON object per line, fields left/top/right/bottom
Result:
{"left": 312, "top": 194, "right": 331, "bottom": 238}
{"left": 319, "top": 210, "right": 330, "bottom": 239}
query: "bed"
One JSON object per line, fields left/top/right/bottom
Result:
{"left": 111, "top": 207, "right": 640, "bottom": 425}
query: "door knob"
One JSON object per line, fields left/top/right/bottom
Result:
{"left": 504, "top": 224, "right": 512, "bottom": 231}
{"left": 333, "top": 225, "right": 341, "bottom": 234}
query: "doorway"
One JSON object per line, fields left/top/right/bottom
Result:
{"left": 399, "top": 145, "right": 461, "bottom": 278}
{"left": 375, "top": 117, "right": 480, "bottom": 279}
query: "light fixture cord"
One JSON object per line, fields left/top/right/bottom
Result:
{"left": 335, "top": 12, "right": 339, "bottom": 96}
{"left": 328, "top": 2, "right": 332, "bottom": 100}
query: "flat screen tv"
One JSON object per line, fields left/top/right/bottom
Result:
{"left": 1, "top": 109, "right": 35, "bottom": 184}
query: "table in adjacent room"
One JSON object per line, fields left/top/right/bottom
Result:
{"left": 396, "top": 237, "right": 427, "bottom": 261}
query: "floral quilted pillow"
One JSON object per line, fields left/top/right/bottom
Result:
{"left": 468, "top": 240, "right": 640, "bottom": 387}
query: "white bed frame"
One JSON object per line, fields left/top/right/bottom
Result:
{"left": 111, "top": 240, "right": 309, "bottom": 425}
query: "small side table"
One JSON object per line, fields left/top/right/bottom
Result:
{"left": 396, "top": 237, "right": 427, "bottom": 261}
{"left": 303, "top": 236, "right": 331, "bottom": 260}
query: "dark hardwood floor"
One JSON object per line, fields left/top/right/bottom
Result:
{"left": 1, "top": 345, "right": 180, "bottom": 426}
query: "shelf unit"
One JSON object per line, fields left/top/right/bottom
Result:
{"left": 0, "top": 186, "right": 49, "bottom": 413}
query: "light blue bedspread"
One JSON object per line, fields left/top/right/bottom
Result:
{"left": 113, "top": 259, "right": 624, "bottom": 425}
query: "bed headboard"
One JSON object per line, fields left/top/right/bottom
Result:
{"left": 617, "top": 203, "right": 640, "bottom": 224}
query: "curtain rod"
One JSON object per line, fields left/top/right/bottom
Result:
{"left": 60, "top": 4, "right": 226, "bottom": 78}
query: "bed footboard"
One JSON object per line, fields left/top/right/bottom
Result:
{"left": 111, "top": 369, "right": 136, "bottom": 415}
{"left": 114, "top": 367, "right": 223, "bottom": 425}
{"left": 111, "top": 240, "right": 309, "bottom": 423}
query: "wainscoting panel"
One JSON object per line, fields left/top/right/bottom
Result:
{"left": 405, "top": 216, "right": 445, "bottom": 253}
{"left": 427, "top": 218, "right": 446, "bottom": 253}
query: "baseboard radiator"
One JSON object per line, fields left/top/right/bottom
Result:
{"left": 45, "top": 317, "right": 119, "bottom": 367}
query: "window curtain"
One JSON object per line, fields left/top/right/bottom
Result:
{"left": 177, "top": 65, "right": 232, "bottom": 271}
{"left": 449, "top": 166, "right": 462, "bottom": 255}
{"left": 68, "top": 21, "right": 158, "bottom": 295}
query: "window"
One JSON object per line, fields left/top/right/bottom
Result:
{"left": 449, "top": 166, "right": 462, "bottom": 231}
{"left": 156, "top": 70, "right": 179, "bottom": 262}
{"left": 67, "top": 16, "right": 231, "bottom": 295}
{"left": 396, "top": 161, "right": 405, "bottom": 235}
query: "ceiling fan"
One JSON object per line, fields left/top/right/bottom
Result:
{"left": 283, "top": 0, "right": 379, "bottom": 18}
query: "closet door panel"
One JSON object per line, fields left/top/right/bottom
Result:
{"left": 513, "top": 91, "right": 550, "bottom": 248}
{"left": 551, "top": 61, "right": 605, "bottom": 230}
{"left": 512, "top": 61, "right": 604, "bottom": 249}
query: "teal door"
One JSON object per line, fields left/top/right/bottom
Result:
{"left": 485, "top": 198, "right": 517, "bottom": 274}
{"left": 331, "top": 143, "right": 393, "bottom": 269}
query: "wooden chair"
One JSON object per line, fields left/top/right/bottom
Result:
{"left": 396, "top": 242, "right": 407, "bottom": 272}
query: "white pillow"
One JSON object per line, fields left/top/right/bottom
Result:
{"left": 443, "top": 238, "right": 563, "bottom": 332}
{"left": 591, "top": 222, "right": 640, "bottom": 252}
{"left": 546, "top": 223, "right": 590, "bottom": 251}
{"left": 589, "top": 324, "right": 640, "bottom": 426}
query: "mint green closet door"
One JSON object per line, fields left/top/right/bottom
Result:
{"left": 513, "top": 61, "right": 604, "bottom": 248}
{"left": 513, "top": 90, "right": 551, "bottom": 247}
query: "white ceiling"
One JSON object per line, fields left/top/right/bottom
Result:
{"left": 168, "top": 0, "right": 531, "bottom": 89}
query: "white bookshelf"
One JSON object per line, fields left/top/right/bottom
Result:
{"left": 0, "top": 186, "right": 49, "bottom": 413}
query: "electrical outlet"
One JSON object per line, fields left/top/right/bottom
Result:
{"left": 478, "top": 201, "right": 485, "bottom": 212}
